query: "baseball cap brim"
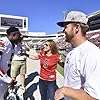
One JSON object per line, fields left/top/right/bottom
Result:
{"left": 57, "top": 21, "right": 89, "bottom": 28}
{"left": 10, "top": 31, "right": 21, "bottom": 35}
{"left": 57, "top": 21, "right": 73, "bottom": 27}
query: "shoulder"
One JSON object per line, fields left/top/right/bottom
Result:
{"left": 0, "top": 40, "right": 5, "bottom": 47}
{"left": 0, "top": 39, "right": 6, "bottom": 52}
{"left": 52, "top": 53, "right": 61, "bottom": 60}
{"left": 0, "top": 37, "right": 11, "bottom": 46}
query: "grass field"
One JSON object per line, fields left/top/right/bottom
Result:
{"left": 56, "top": 52, "right": 66, "bottom": 76}
{"left": 57, "top": 64, "right": 64, "bottom": 76}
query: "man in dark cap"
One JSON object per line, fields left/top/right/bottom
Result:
{"left": 0, "top": 26, "right": 21, "bottom": 100}
{"left": 6, "top": 26, "right": 21, "bottom": 44}
{"left": 6, "top": 26, "right": 21, "bottom": 76}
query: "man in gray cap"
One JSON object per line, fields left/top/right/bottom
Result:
{"left": 55, "top": 11, "right": 100, "bottom": 100}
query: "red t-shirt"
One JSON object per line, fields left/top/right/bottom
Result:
{"left": 39, "top": 51, "right": 60, "bottom": 81}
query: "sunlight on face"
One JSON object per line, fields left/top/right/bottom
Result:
{"left": 43, "top": 42, "right": 51, "bottom": 52}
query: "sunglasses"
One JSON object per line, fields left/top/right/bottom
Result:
{"left": 44, "top": 44, "right": 49, "bottom": 47}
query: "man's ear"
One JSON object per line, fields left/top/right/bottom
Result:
{"left": 75, "top": 24, "right": 80, "bottom": 34}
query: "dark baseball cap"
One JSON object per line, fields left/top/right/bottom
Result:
{"left": 6, "top": 26, "right": 21, "bottom": 35}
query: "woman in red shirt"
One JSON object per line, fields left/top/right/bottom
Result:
{"left": 29, "top": 39, "right": 63, "bottom": 100}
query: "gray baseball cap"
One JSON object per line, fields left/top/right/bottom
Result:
{"left": 57, "top": 11, "right": 88, "bottom": 27}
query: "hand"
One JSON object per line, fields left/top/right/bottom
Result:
{"left": 17, "top": 51, "right": 21, "bottom": 55}
{"left": 59, "top": 55, "right": 63, "bottom": 62}
{"left": 54, "top": 88, "right": 64, "bottom": 100}
{"left": 8, "top": 80, "right": 17, "bottom": 89}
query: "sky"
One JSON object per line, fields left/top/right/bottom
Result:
{"left": 0, "top": 0, "right": 100, "bottom": 34}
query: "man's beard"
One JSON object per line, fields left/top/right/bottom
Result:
{"left": 11, "top": 39, "right": 19, "bottom": 44}
{"left": 65, "top": 32, "right": 74, "bottom": 42}
{"left": 65, "top": 32, "right": 71, "bottom": 42}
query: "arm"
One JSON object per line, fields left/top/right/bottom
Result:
{"left": 54, "top": 86, "right": 96, "bottom": 100}
{"left": 20, "top": 50, "right": 40, "bottom": 60}
{"left": 0, "top": 40, "right": 13, "bottom": 84}
{"left": 0, "top": 67, "right": 12, "bottom": 84}
{"left": 29, "top": 55, "right": 39, "bottom": 60}
{"left": 0, "top": 51, "right": 4, "bottom": 76}
{"left": 0, "top": 67, "right": 5, "bottom": 76}
{"left": 0, "top": 55, "right": 12, "bottom": 84}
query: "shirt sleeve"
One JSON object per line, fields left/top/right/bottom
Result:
{"left": 0, "top": 40, "right": 6, "bottom": 61}
{"left": 0, "top": 40, "right": 5, "bottom": 53}
{"left": 83, "top": 51, "right": 100, "bottom": 99}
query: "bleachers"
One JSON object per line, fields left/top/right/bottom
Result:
{"left": 87, "top": 10, "right": 100, "bottom": 47}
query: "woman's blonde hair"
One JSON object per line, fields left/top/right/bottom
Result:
{"left": 46, "top": 39, "right": 58, "bottom": 54}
